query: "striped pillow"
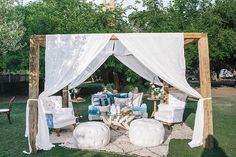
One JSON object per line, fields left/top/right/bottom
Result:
{"left": 92, "top": 93, "right": 112, "bottom": 106}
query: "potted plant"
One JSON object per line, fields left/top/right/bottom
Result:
{"left": 71, "top": 88, "right": 80, "bottom": 99}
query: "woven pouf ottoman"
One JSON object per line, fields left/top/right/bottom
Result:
{"left": 73, "top": 122, "right": 110, "bottom": 149}
{"left": 129, "top": 119, "right": 165, "bottom": 147}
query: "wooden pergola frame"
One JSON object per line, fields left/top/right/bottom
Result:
{"left": 28, "top": 32, "right": 213, "bottom": 153}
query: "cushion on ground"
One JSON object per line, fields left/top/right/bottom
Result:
{"left": 73, "top": 122, "right": 110, "bottom": 149}
{"left": 129, "top": 119, "right": 165, "bottom": 147}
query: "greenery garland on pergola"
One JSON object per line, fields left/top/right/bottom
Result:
{"left": 28, "top": 32, "right": 213, "bottom": 153}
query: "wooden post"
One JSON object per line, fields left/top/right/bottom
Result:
{"left": 109, "top": 0, "right": 115, "bottom": 13}
{"left": 163, "top": 81, "right": 169, "bottom": 104}
{"left": 198, "top": 33, "right": 214, "bottom": 149}
{"left": 110, "top": 0, "right": 115, "bottom": 28}
{"left": 28, "top": 36, "right": 40, "bottom": 153}
{"left": 62, "top": 86, "right": 68, "bottom": 107}
{"left": 113, "top": 72, "right": 120, "bottom": 91}
{"left": 109, "top": 0, "right": 119, "bottom": 90}
{"left": 103, "top": 0, "right": 106, "bottom": 12}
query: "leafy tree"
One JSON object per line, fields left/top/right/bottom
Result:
{"left": 0, "top": 0, "right": 25, "bottom": 71}
{"left": 2, "top": 0, "right": 235, "bottom": 83}
{"left": 129, "top": 0, "right": 236, "bottom": 72}
{"left": 21, "top": 0, "right": 133, "bottom": 86}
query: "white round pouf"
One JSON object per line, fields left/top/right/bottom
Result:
{"left": 73, "top": 122, "right": 110, "bottom": 149}
{"left": 129, "top": 119, "right": 165, "bottom": 147}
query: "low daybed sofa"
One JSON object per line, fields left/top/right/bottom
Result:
{"left": 88, "top": 92, "right": 148, "bottom": 121}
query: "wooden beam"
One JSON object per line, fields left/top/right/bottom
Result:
{"left": 38, "top": 41, "right": 45, "bottom": 47}
{"left": 184, "top": 39, "right": 198, "bottom": 46}
{"left": 28, "top": 32, "right": 212, "bottom": 154}
{"left": 28, "top": 35, "right": 40, "bottom": 153}
{"left": 103, "top": 0, "right": 106, "bottom": 12}
{"left": 198, "top": 33, "right": 213, "bottom": 149}
{"left": 62, "top": 86, "right": 68, "bottom": 107}
{"left": 34, "top": 33, "right": 203, "bottom": 48}
{"left": 163, "top": 81, "right": 169, "bottom": 104}
{"left": 184, "top": 32, "right": 204, "bottom": 39}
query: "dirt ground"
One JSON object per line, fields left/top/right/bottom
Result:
{"left": 209, "top": 87, "right": 236, "bottom": 97}
{"left": 0, "top": 87, "right": 235, "bottom": 103}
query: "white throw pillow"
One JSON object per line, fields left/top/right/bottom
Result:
{"left": 129, "top": 92, "right": 143, "bottom": 107}
{"left": 114, "top": 97, "right": 132, "bottom": 106}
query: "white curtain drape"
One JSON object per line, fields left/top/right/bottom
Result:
{"left": 26, "top": 33, "right": 206, "bottom": 152}
{"left": 69, "top": 41, "right": 114, "bottom": 89}
{"left": 115, "top": 55, "right": 162, "bottom": 85}
{"left": 115, "top": 33, "right": 204, "bottom": 147}
{"left": 26, "top": 34, "right": 112, "bottom": 151}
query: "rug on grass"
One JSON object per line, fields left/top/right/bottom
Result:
{"left": 50, "top": 123, "right": 192, "bottom": 157}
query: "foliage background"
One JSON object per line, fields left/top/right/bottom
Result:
{"left": 1, "top": 0, "right": 235, "bottom": 86}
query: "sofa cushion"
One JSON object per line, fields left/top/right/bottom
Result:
{"left": 168, "top": 93, "right": 187, "bottom": 108}
{"left": 92, "top": 92, "right": 111, "bottom": 106}
{"left": 129, "top": 92, "right": 143, "bottom": 107}
{"left": 107, "top": 92, "right": 129, "bottom": 104}
{"left": 100, "top": 97, "right": 111, "bottom": 106}
{"left": 114, "top": 97, "right": 132, "bottom": 106}
{"left": 45, "top": 113, "right": 54, "bottom": 128}
{"left": 88, "top": 106, "right": 100, "bottom": 115}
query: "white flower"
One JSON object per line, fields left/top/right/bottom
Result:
{"left": 151, "top": 85, "right": 155, "bottom": 88}
{"left": 72, "top": 88, "right": 78, "bottom": 94}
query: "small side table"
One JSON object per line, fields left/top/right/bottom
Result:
{"left": 70, "top": 98, "right": 86, "bottom": 119}
{"left": 147, "top": 97, "right": 160, "bottom": 117}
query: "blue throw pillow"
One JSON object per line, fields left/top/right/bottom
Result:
{"left": 88, "top": 107, "right": 100, "bottom": 115}
{"left": 118, "top": 93, "right": 129, "bottom": 98}
{"left": 106, "top": 92, "right": 115, "bottom": 104}
{"left": 100, "top": 97, "right": 111, "bottom": 106}
{"left": 45, "top": 113, "right": 54, "bottom": 128}
{"left": 92, "top": 93, "right": 112, "bottom": 106}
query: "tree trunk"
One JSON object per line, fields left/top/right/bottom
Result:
{"left": 113, "top": 72, "right": 120, "bottom": 91}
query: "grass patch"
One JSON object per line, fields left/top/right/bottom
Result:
{"left": 0, "top": 96, "right": 235, "bottom": 157}
{"left": 169, "top": 96, "right": 236, "bottom": 157}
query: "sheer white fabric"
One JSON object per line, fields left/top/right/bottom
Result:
{"left": 114, "top": 33, "right": 204, "bottom": 147}
{"left": 34, "top": 34, "right": 112, "bottom": 150}
{"left": 115, "top": 55, "right": 162, "bottom": 85}
{"left": 69, "top": 41, "right": 114, "bottom": 89}
{"left": 26, "top": 33, "right": 205, "bottom": 152}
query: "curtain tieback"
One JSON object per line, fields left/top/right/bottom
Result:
{"left": 27, "top": 99, "right": 38, "bottom": 103}
{"left": 27, "top": 98, "right": 38, "bottom": 101}
{"left": 201, "top": 97, "right": 212, "bottom": 100}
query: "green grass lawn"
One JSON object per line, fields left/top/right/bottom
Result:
{"left": 0, "top": 96, "right": 235, "bottom": 157}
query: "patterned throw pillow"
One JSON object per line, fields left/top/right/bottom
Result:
{"left": 114, "top": 97, "right": 132, "bottom": 106}
{"left": 92, "top": 92, "right": 112, "bottom": 106}
{"left": 88, "top": 106, "right": 100, "bottom": 115}
{"left": 108, "top": 93, "right": 129, "bottom": 104}
{"left": 116, "top": 93, "right": 129, "bottom": 98}
{"left": 42, "top": 97, "right": 57, "bottom": 113}
{"left": 100, "top": 97, "right": 111, "bottom": 106}
{"left": 128, "top": 92, "right": 143, "bottom": 107}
